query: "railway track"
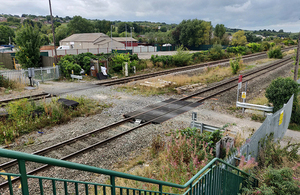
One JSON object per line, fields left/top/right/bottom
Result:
{"left": 0, "top": 46, "right": 294, "bottom": 104}
{"left": 96, "top": 47, "right": 294, "bottom": 86}
{"left": 0, "top": 57, "right": 293, "bottom": 189}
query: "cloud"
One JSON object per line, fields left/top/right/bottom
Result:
{"left": 1, "top": 0, "right": 300, "bottom": 32}
{"left": 225, "top": 0, "right": 252, "bottom": 13}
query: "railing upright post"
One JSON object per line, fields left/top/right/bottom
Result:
{"left": 159, "top": 184, "right": 163, "bottom": 195}
{"left": 18, "top": 160, "right": 29, "bottom": 195}
{"left": 110, "top": 176, "right": 116, "bottom": 195}
{"left": 189, "top": 183, "right": 193, "bottom": 195}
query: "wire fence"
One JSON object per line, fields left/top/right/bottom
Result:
{"left": 226, "top": 95, "right": 294, "bottom": 165}
{"left": 0, "top": 66, "right": 60, "bottom": 86}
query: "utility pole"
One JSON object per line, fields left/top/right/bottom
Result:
{"left": 125, "top": 24, "right": 127, "bottom": 50}
{"left": 294, "top": 32, "right": 300, "bottom": 81}
{"left": 48, "top": 0, "right": 57, "bottom": 64}
{"left": 111, "top": 25, "right": 113, "bottom": 53}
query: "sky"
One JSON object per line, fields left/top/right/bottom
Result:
{"left": 1, "top": 0, "right": 300, "bottom": 32}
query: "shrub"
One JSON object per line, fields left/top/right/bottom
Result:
{"left": 268, "top": 46, "right": 283, "bottom": 59}
{"left": 208, "top": 43, "right": 226, "bottom": 60}
{"left": 136, "top": 59, "right": 147, "bottom": 71}
{"left": 230, "top": 55, "right": 242, "bottom": 74}
{"left": 59, "top": 60, "right": 82, "bottom": 78}
{"left": 172, "top": 46, "right": 192, "bottom": 67}
{"left": 261, "top": 41, "right": 271, "bottom": 51}
{"left": 265, "top": 77, "right": 299, "bottom": 123}
{"left": 247, "top": 43, "right": 263, "bottom": 53}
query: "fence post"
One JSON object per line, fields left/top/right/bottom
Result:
{"left": 110, "top": 176, "right": 116, "bottom": 195}
{"left": 18, "top": 160, "right": 29, "bottom": 195}
{"left": 41, "top": 67, "right": 44, "bottom": 83}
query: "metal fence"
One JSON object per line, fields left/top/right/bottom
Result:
{"left": 226, "top": 95, "right": 294, "bottom": 165}
{"left": 0, "top": 66, "right": 60, "bottom": 85}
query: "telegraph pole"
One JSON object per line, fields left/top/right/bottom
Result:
{"left": 294, "top": 32, "right": 300, "bottom": 81}
{"left": 48, "top": 0, "right": 57, "bottom": 64}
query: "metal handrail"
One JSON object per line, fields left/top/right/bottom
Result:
{"left": 0, "top": 148, "right": 258, "bottom": 194}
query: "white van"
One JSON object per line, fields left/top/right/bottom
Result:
{"left": 57, "top": 45, "right": 70, "bottom": 50}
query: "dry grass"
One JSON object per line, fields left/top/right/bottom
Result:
{"left": 248, "top": 92, "right": 269, "bottom": 105}
{"left": 283, "top": 49, "right": 296, "bottom": 56}
{"left": 120, "top": 65, "right": 237, "bottom": 96}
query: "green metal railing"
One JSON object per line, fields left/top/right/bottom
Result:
{"left": 0, "top": 148, "right": 258, "bottom": 195}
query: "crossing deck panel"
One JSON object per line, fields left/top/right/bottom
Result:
{"left": 124, "top": 99, "right": 202, "bottom": 124}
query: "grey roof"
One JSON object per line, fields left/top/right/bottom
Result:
{"left": 112, "top": 37, "right": 137, "bottom": 42}
{"left": 60, "top": 33, "right": 109, "bottom": 42}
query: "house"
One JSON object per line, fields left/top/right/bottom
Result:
{"left": 112, "top": 37, "right": 138, "bottom": 47}
{"left": 59, "top": 33, "right": 124, "bottom": 49}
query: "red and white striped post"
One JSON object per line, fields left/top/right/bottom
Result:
{"left": 237, "top": 75, "right": 242, "bottom": 102}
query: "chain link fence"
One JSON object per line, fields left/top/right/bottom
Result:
{"left": 226, "top": 95, "right": 294, "bottom": 165}
{"left": 0, "top": 66, "right": 60, "bottom": 86}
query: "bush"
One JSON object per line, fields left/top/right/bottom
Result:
{"left": 136, "top": 59, "right": 147, "bottom": 71}
{"left": 247, "top": 43, "right": 263, "bottom": 53}
{"left": 265, "top": 77, "right": 298, "bottom": 112}
{"left": 172, "top": 46, "right": 192, "bottom": 67}
{"left": 261, "top": 42, "right": 271, "bottom": 51}
{"left": 208, "top": 44, "right": 226, "bottom": 60}
{"left": 268, "top": 46, "right": 283, "bottom": 59}
{"left": 265, "top": 77, "right": 300, "bottom": 124}
{"left": 60, "top": 60, "right": 82, "bottom": 78}
{"left": 230, "top": 55, "right": 242, "bottom": 74}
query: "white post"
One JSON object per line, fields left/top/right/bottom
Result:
{"left": 125, "top": 62, "right": 128, "bottom": 77}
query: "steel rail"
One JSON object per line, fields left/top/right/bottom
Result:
{"left": 96, "top": 47, "right": 294, "bottom": 86}
{"left": 0, "top": 57, "right": 293, "bottom": 188}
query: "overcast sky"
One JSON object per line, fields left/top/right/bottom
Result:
{"left": 1, "top": 0, "right": 300, "bottom": 32}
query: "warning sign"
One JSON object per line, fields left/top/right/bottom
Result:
{"left": 242, "top": 92, "right": 246, "bottom": 99}
{"left": 279, "top": 110, "right": 284, "bottom": 125}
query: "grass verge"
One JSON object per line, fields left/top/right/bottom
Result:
{"left": 0, "top": 96, "right": 112, "bottom": 144}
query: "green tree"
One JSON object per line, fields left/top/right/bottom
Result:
{"left": 160, "top": 26, "right": 167, "bottom": 32}
{"left": 15, "top": 24, "right": 41, "bottom": 68}
{"left": 231, "top": 30, "right": 247, "bottom": 46}
{"left": 172, "top": 19, "right": 212, "bottom": 47}
{"left": 214, "top": 24, "right": 226, "bottom": 39}
{"left": 95, "top": 20, "right": 111, "bottom": 33}
{"left": 48, "top": 25, "right": 70, "bottom": 46}
{"left": 40, "top": 34, "right": 50, "bottom": 46}
{"left": 0, "top": 26, "right": 15, "bottom": 45}
{"left": 67, "top": 16, "right": 94, "bottom": 34}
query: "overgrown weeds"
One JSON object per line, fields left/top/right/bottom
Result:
{"left": 0, "top": 96, "right": 111, "bottom": 144}
{"left": 110, "top": 127, "right": 222, "bottom": 194}
{"left": 241, "top": 134, "right": 300, "bottom": 194}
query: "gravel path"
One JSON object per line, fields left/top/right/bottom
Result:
{"left": 1, "top": 55, "right": 299, "bottom": 194}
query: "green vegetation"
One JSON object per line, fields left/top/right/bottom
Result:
{"left": 15, "top": 24, "right": 42, "bottom": 68}
{"left": 265, "top": 77, "right": 299, "bottom": 124}
{"left": 230, "top": 55, "right": 243, "bottom": 74}
{"left": 113, "top": 127, "right": 222, "bottom": 194}
{"left": 241, "top": 135, "right": 300, "bottom": 194}
{"left": 0, "top": 97, "right": 111, "bottom": 144}
{"left": 231, "top": 30, "right": 247, "bottom": 46}
{"left": 268, "top": 46, "right": 283, "bottom": 59}
{"left": 0, "top": 26, "right": 15, "bottom": 45}
{"left": 171, "top": 19, "right": 212, "bottom": 46}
